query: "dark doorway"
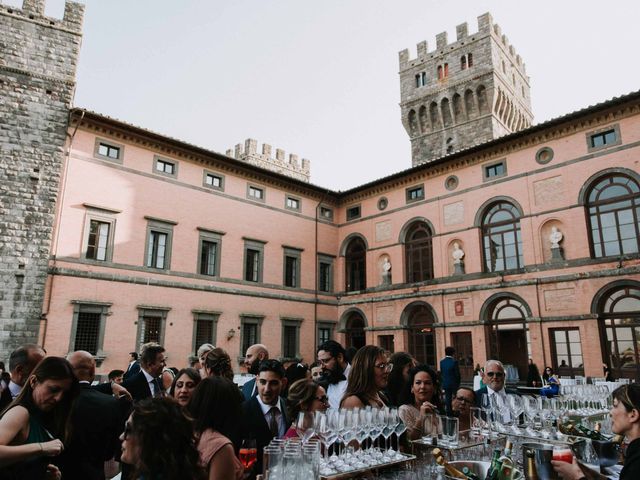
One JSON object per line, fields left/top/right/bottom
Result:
{"left": 406, "top": 304, "right": 437, "bottom": 369}
{"left": 345, "top": 313, "right": 366, "bottom": 350}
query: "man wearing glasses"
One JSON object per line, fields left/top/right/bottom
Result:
{"left": 316, "top": 340, "right": 351, "bottom": 410}
{"left": 451, "top": 387, "right": 475, "bottom": 431}
{"left": 474, "top": 360, "right": 517, "bottom": 408}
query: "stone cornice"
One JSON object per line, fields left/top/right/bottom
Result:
{"left": 0, "top": 64, "right": 75, "bottom": 86}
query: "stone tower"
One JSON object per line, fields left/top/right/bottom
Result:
{"left": 0, "top": 0, "right": 84, "bottom": 358}
{"left": 399, "top": 13, "right": 533, "bottom": 166}
{"left": 227, "top": 138, "right": 311, "bottom": 183}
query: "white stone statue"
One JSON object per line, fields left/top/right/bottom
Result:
{"left": 452, "top": 242, "right": 465, "bottom": 264}
{"left": 381, "top": 257, "right": 392, "bottom": 285}
{"left": 549, "top": 226, "right": 563, "bottom": 249}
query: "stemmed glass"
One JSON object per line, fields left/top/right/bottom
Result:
{"left": 381, "top": 408, "right": 395, "bottom": 457}
{"left": 296, "top": 411, "right": 316, "bottom": 444}
{"left": 393, "top": 415, "right": 406, "bottom": 459}
{"left": 507, "top": 395, "right": 524, "bottom": 433}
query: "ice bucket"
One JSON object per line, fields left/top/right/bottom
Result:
{"left": 522, "top": 442, "right": 558, "bottom": 480}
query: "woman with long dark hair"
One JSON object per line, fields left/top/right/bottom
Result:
{"left": 398, "top": 365, "right": 443, "bottom": 441}
{"left": 0, "top": 356, "right": 78, "bottom": 479}
{"left": 187, "top": 377, "right": 244, "bottom": 480}
{"left": 202, "top": 348, "right": 234, "bottom": 382}
{"left": 384, "top": 352, "right": 417, "bottom": 407}
{"left": 169, "top": 367, "right": 201, "bottom": 407}
{"left": 341, "top": 345, "right": 391, "bottom": 409}
{"left": 119, "top": 397, "right": 205, "bottom": 480}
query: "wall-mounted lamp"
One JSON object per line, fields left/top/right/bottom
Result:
{"left": 226, "top": 329, "right": 236, "bottom": 340}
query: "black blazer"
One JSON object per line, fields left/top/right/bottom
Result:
{"left": 241, "top": 396, "right": 288, "bottom": 477}
{"left": 123, "top": 361, "right": 141, "bottom": 381}
{"left": 121, "top": 370, "right": 153, "bottom": 402}
{"left": 57, "top": 384, "right": 128, "bottom": 480}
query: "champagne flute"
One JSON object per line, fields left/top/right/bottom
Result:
{"left": 296, "top": 411, "right": 316, "bottom": 444}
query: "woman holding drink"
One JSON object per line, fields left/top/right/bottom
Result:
{"left": 552, "top": 384, "right": 640, "bottom": 479}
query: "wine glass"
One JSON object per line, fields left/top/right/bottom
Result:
{"left": 239, "top": 438, "right": 258, "bottom": 471}
{"left": 507, "top": 395, "right": 524, "bottom": 433}
{"left": 296, "top": 411, "right": 316, "bottom": 444}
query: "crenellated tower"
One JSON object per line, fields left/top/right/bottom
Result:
{"left": 226, "top": 139, "right": 311, "bottom": 183}
{"left": 399, "top": 12, "right": 533, "bottom": 166}
{"left": 0, "top": 0, "right": 84, "bottom": 358}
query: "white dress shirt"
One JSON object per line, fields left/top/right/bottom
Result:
{"left": 256, "top": 395, "right": 286, "bottom": 438}
{"left": 8, "top": 381, "right": 21, "bottom": 399}
{"left": 327, "top": 363, "right": 351, "bottom": 410}
{"left": 142, "top": 369, "right": 159, "bottom": 397}
{"left": 487, "top": 386, "right": 511, "bottom": 421}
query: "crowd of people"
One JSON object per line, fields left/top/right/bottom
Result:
{"left": 0, "top": 340, "right": 638, "bottom": 480}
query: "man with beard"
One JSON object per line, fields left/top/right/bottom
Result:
{"left": 317, "top": 340, "right": 351, "bottom": 410}
{"left": 242, "top": 343, "right": 269, "bottom": 399}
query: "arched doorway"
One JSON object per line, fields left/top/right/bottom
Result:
{"left": 344, "top": 237, "right": 367, "bottom": 292}
{"left": 596, "top": 283, "right": 640, "bottom": 381}
{"left": 344, "top": 312, "right": 366, "bottom": 350}
{"left": 404, "top": 303, "right": 437, "bottom": 368}
{"left": 482, "top": 294, "right": 530, "bottom": 381}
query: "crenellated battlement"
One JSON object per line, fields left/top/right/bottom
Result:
{"left": 398, "top": 12, "right": 526, "bottom": 75}
{"left": 1, "top": 0, "right": 84, "bottom": 33}
{"left": 226, "top": 139, "right": 311, "bottom": 183}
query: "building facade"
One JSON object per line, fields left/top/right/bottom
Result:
{"left": 2, "top": 2, "right": 640, "bottom": 382}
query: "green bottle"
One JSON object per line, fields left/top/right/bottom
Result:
{"left": 462, "top": 466, "right": 480, "bottom": 480}
{"left": 484, "top": 448, "right": 501, "bottom": 480}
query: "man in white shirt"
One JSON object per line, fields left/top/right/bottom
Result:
{"left": 0, "top": 343, "right": 46, "bottom": 411}
{"left": 121, "top": 343, "right": 167, "bottom": 401}
{"left": 317, "top": 340, "right": 351, "bottom": 410}
{"left": 474, "top": 359, "right": 516, "bottom": 421}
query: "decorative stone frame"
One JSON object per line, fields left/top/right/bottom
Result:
{"left": 94, "top": 137, "right": 124, "bottom": 164}
{"left": 69, "top": 301, "right": 112, "bottom": 365}
{"left": 202, "top": 170, "right": 225, "bottom": 191}
{"left": 197, "top": 228, "right": 224, "bottom": 277}
{"left": 191, "top": 310, "right": 220, "bottom": 354}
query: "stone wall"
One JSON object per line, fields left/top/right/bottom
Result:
{"left": 0, "top": 0, "right": 83, "bottom": 359}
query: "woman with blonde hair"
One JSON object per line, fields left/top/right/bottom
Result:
{"left": 202, "top": 348, "right": 234, "bottom": 382}
{"left": 341, "top": 345, "right": 392, "bottom": 409}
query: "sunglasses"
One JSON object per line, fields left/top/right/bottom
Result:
{"left": 486, "top": 371, "right": 505, "bottom": 378}
{"left": 374, "top": 362, "right": 394, "bottom": 373}
{"left": 314, "top": 395, "right": 329, "bottom": 404}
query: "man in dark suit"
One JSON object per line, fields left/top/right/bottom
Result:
{"left": 241, "top": 359, "right": 288, "bottom": 478}
{"left": 122, "top": 352, "right": 141, "bottom": 381}
{"left": 121, "top": 343, "right": 166, "bottom": 402}
{"left": 241, "top": 343, "right": 269, "bottom": 400}
{"left": 0, "top": 343, "right": 46, "bottom": 411}
{"left": 439, "top": 346, "right": 461, "bottom": 415}
{"left": 474, "top": 359, "right": 518, "bottom": 421}
{"left": 58, "top": 351, "right": 127, "bottom": 480}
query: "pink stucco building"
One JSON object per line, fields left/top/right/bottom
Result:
{"left": 42, "top": 90, "right": 640, "bottom": 382}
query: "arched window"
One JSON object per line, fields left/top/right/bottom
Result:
{"left": 345, "top": 312, "right": 366, "bottom": 349}
{"left": 437, "top": 65, "right": 443, "bottom": 80}
{"left": 484, "top": 295, "right": 530, "bottom": 378}
{"left": 405, "top": 304, "right": 437, "bottom": 368}
{"left": 408, "top": 109, "right": 418, "bottom": 136}
{"left": 586, "top": 174, "right": 640, "bottom": 258}
{"left": 404, "top": 221, "right": 434, "bottom": 283}
{"left": 481, "top": 201, "right": 523, "bottom": 272}
{"left": 460, "top": 55, "right": 467, "bottom": 70}
{"left": 345, "top": 237, "right": 366, "bottom": 292}
{"left": 598, "top": 284, "right": 640, "bottom": 381}
{"left": 467, "top": 53, "right": 473, "bottom": 67}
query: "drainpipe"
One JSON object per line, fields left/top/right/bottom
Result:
{"left": 314, "top": 189, "right": 330, "bottom": 354}
{"left": 535, "top": 278, "right": 548, "bottom": 369}
{"left": 41, "top": 109, "right": 85, "bottom": 346}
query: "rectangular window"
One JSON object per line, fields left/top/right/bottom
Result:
{"left": 591, "top": 130, "right": 616, "bottom": 148}
{"left": 318, "top": 326, "right": 331, "bottom": 345}
{"left": 98, "top": 143, "right": 120, "bottom": 159}
{"left": 200, "top": 241, "right": 218, "bottom": 276}
{"left": 415, "top": 72, "right": 426, "bottom": 87}
{"left": 406, "top": 184, "right": 425, "bottom": 203}
{"left": 319, "top": 206, "right": 333, "bottom": 221}
{"left": 203, "top": 171, "right": 224, "bottom": 191}
{"left": 586, "top": 124, "right": 621, "bottom": 152}
{"left": 192, "top": 312, "right": 219, "bottom": 352}
{"left": 285, "top": 196, "right": 301, "bottom": 211}
{"left": 281, "top": 318, "right": 302, "bottom": 360}
{"left": 247, "top": 185, "right": 265, "bottom": 201}
{"left": 70, "top": 302, "right": 110, "bottom": 359}
{"left": 317, "top": 254, "right": 334, "bottom": 293}
{"left": 283, "top": 247, "right": 302, "bottom": 288}
{"left": 240, "top": 315, "right": 264, "bottom": 354}
{"left": 94, "top": 138, "right": 124, "bottom": 163}
{"left": 483, "top": 160, "right": 507, "bottom": 181}
{"left": 86, "top": 220, "right": 110, "bottom": 261}
{"left": 378, "top": 335, "right": 395, "bottom": 353}
{"left": 144, "top": 217, "right": 175, "bottom": 270}
{"left": 284, "top": 256, "right": 298, "bottom": 287}
{"left": 346, "top": 205, "right": 361, "bottom": 221}
{"left": 243, "top": 238, "right": 265, "bottom": 283}
{"left": 136, "top": 307, "right": 169, "bottom": 350}
{"left": 155, "top": 157, "right": 177, "bottom": 177}
{"left": 550, "top": 328, "right": 585, "bottom": 377}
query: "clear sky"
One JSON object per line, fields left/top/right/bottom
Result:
{"left": 27, "top": 0, "right": 640, "bottom": 190}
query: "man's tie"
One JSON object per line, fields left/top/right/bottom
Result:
{"left": 153, "top": 378, "right": 164, "bottom": 397}
{"left": 268, "top": 406, "right": 279, "bottom": 437}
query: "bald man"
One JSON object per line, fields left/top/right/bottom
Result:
{"left": 58, "top": 351, "right": 126, "bottom": 480}
{"left": 242, "top": 343, "right": 269, "bottom": 399}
